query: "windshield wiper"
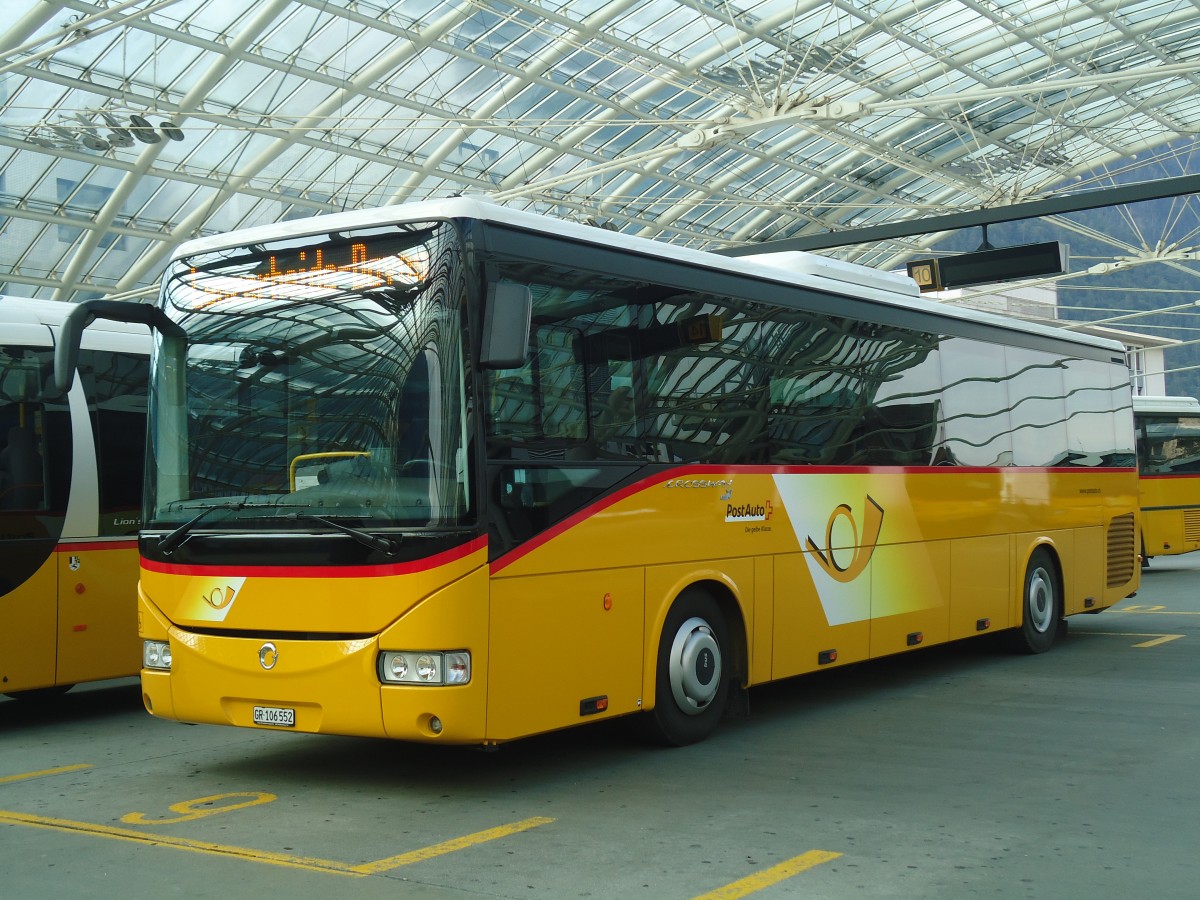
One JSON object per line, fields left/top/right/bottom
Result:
{"left": 158, "top": 501, "right": 245, "bottom": 554}
{"left": 288, "top": 513, "right": 397, "bottom": 555}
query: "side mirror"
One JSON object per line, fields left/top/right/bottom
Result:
{"left": 480, "top": 282, "right": 532, "bottom": 370}
{"left": 51, "top": 298, "right": 183, "bottom": 397}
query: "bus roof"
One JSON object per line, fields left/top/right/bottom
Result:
{"left": 1133, "top": 395, "right": 1200, "bottom": 415}
{"left": 1, "top": 295, "right": 77, "bottom": 326}
{"left": 0, "top": 295, "right": 150, "bottom": 338}
{"left": 170, "top": 197, "right": 1126, "bottom": 355}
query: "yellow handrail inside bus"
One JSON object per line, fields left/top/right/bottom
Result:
{"left": 288, "top": 451, "right": 371, "bottom": 491}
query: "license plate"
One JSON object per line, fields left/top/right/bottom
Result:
{"left": 252, "top": 705, "right": 295, "bottom": 727}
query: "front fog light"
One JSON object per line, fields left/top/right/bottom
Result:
{"left": 143, "top": 640, "right": 172, "bottom": 671}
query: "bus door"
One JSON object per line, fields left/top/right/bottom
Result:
{"left": 0, "top": 328, "right": 64, "bottom": 693}
{"left": 54, "top": 340, "right": 146, "bottom": 686}
{"left": 485, "top": 323, "right": 646, "bottom": 741}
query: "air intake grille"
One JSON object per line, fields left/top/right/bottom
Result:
{"left": 1185, "top": 509, "right": 1200, "bottom": 543}
{"left": 1107, "top": 513, "right": 1136, "bottom": 588}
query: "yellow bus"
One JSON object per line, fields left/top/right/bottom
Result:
{"left": 55, "top": 199, "right": 1139, "bottom": 745}
{"left": 1133, "top": 395, "right": 1200, "bottom": 564}
{"left": 1, "top": 296, "right": 148, "bottom": 700}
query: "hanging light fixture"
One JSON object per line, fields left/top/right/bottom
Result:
{"left": 99, "top": 111, "right": 134, "bottom": 147}
{"left": 127, "top": 114, "right": 162, "bottom": 144}
{"left": 79, "top": 132, "right": 110, "bottom": 151}
{"left": 29, "top": 107, "right": 187, "bottom": 152}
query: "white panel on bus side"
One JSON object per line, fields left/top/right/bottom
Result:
{"left": 62, "top": 377, "right": 99, "bottom": 539}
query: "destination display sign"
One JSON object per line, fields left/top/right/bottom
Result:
{"left": 179, "top": 233, "right": 431, "bottom": 306}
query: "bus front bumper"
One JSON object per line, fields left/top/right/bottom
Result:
{"left": 140, "top": 632, "right": 489, "bottom": 743}
{"left": 136, "top": 572, "right": 492, "bottom": 743}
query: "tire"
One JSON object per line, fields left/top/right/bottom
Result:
{"left": 645, "top": 590, "right": 730, "bottom": 746}
{"left": 1013, "top": 548, "right": 1061, "bottom": 654}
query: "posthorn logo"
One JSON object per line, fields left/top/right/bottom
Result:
{"left": 203, "top": 585, "right": 238, "bottom": 610}
{"left": 806, "top": 495, "right": 885, "bottom": 583}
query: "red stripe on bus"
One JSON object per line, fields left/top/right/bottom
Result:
{"left": 140, "top": 535, "right": 488, "bottom": 578}
{"left": 55, "top": 540, "right": 139, "bottom": 553}
{"left": 488, "top": 463, "right": 1137, "bottom": 574}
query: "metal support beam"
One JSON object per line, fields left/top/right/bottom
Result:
{"left": 716, "top": 174, "right": 1200, "bottom": 256}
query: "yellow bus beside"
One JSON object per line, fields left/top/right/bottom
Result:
{"left": 1, "top": 297, "right": 148, "bottom": 699}
{"left": 55, "top": 199, "right": 1139, "bottom": 744}
{"left": 1133, "top": 395, "right": 1200, "bottom": 564}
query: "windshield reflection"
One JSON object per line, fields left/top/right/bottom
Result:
{"left": 147, "top": 222, "right": 469, "bottom": 532}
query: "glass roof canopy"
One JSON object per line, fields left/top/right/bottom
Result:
{"left": 1, "top": 0, "right": 1198, "bottom": 305}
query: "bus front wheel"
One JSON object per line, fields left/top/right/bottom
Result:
{"left": 646, "top": 591, "right": 729, "bottom": 746}
{"left": 1013, "top": 548, "right": 1061, "bottom": 654}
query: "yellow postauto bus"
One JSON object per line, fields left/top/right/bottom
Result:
{"left": 1133, "top": 395, "right": 1200, "bottom": 563}
{"left": 1, "top": 296, "right": 148, "bottom": 699}
{"left": 55, "top": 199, "right": 1139, "bottom": 745}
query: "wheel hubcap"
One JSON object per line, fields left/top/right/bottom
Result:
{"left": 1028, "top": 567, "right": 1054, "bottom": 633}
{"left": 668, "top": 616, "right": 722, "bottom": 715}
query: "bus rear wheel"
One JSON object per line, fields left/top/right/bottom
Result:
{"left": 646, "top": 590, "right": 729, "bottom": 746}
{"left": 1013, "top": 548, "right": 1061, "bottom": 654}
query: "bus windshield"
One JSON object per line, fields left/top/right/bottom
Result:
{"left": 1137, "top": 413, "right": 1200, "bottom": 475}
{"left": 146, "top": 222, "right": 469, "bottom": 532}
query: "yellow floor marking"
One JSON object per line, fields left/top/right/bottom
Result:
{"left": 122, "top": 792, "right": 277, "bottom": 825}
{"left": 1117, "top": 607, "right": 1200, "bottom": 615}
{"left": 1082, "top": 631, "right": 1185, "bottom": 647}
{"left": 0, "top": 808, "right": 554, "bottom": 877}
{"left": 0, "top": 764, "right": 91, "bottom": 785}
{"left": 692, "top": 850, "right": 842, "bottom": 899}
{"left": 1132, "top": 634, "right": 1185, "bottom": 648}
{"left": 0, "top": 809, "right": 359, "bottom": 875}
{"left": 350, "top": 816, "right": 555, "bottom": 874}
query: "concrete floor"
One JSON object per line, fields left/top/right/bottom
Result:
{"left": 2, "top": 554, "right": 1197, "bottom": 899}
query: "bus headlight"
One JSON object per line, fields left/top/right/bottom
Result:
{"left": 416, "top": 654, "right": 438, "bottom": 681}
{"left": 143, "top": 640, "right": 172, "bottom": 671}
{"left": 444, "top": 651, "right": 471, "bottom": 685}
{"left": 378, "top": 651, "right": 470, "bottom": 685}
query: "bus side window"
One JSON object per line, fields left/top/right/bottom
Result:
{"left": 490, "top": 375, "right": 537, "bottom": 438}
{"left": 396, "top": 351, "right": 432, "bottom": 461}
{"left": 83, "top": 350, "right": 148, "bottom": 532}
{"left": 594, "top": 385, "right": 635, "bottom": 442}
